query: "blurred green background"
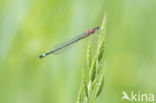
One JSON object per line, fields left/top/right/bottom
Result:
{"left": 0, "top": 0, "right": 156, "bottom": 103}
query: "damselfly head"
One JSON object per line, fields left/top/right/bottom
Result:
{"left": 96, "top": 26, "right": 99, "bottom": 30}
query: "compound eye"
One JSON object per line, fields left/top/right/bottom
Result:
{"left": 96, "top": 26, "right": 99, "bottom": 29}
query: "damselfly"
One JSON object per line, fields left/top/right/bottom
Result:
{"left": 39, "top": 26, "right": 99, "bottom": 58}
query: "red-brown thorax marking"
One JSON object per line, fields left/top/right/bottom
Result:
{"left": 87, "top": 29, "right": 96, "bottom": 34}
{"left": 82, "top": 26, "right": 99, "bottom": 38}
{"left": 83, "top": 28, "right": 96, "bottom": 38}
